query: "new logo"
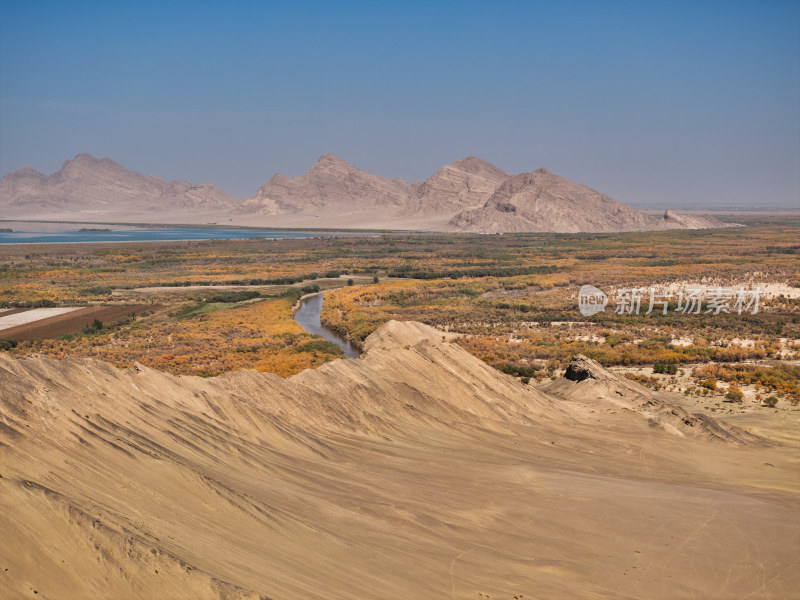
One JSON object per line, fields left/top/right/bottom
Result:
{"left": 578, "top": 285, "right": 608, "bottom": 317}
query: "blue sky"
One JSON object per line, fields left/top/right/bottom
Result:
{"left": 1, "top": 0, "right": 798, "bottom": 207}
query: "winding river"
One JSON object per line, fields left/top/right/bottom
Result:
{"left": 293, "top": 292, "right": 359, "bottom": 358}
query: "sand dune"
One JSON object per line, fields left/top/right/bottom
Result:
{"left": 1, "top": 321, "right": 797, "bottom": 599}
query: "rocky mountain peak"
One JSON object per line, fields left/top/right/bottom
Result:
{"left": 55, "top": 153, "right": 127, "bottom": 180}
{"left": 0, "top": 154, "right": 239, "bottom": 216}
{"left": 5, "top": 166, "right": 47, "bottom": 182}
{"left": 310, "top": 153, "right": 354, "bottom": 172}
{"left": 448, "top": 156, "right": 507, "bottom": 176}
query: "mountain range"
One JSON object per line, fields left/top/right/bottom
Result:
{"left": 0, "top": 154, "right": 238, "bottom": 221}
{"left": 0, "top": 153, "right": 729, "bottom": 232}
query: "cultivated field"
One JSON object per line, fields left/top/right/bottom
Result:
{"left": 0, "top": 305, "right": 155, "bottom": 341}
{"left": 0, "top": 307, "right": 84, "bottom": 330}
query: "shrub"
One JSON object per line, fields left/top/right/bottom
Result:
{"left": 700, "top": 378, "right": 718, "bottom": 391}
{"left": 81, "top": 319, "right": 104, "bottom": 335}
{"left": 606, "top": 333, "right": 631, "bottom": 347}
{"left": 282, "top": 288, "right": 303, "bottom": 304}
{"left": 78, "top": 286, "right": 112, "bottom": 296}
{"left": 294, "top": 339, "right": 343, "bottom": 355}
{"left": 232, "top": 345, "right": 259, "bottom": 354}
{"left": 347, "top": 279, "right": 354, "bottom": 286}
{"left": 624, "top": 373, "right": 663, "bottom": 389}
{"left": 0, "top": 338, "right": 18, "bottom": 351}
{"left": 207, "top": 290, "right": 261, "bottom": 303}
{"left": 763, "top": 396, "right": 779, "bottom": 408}
{"left": 725, "top": 385, "right": 744, "bottom": 402}
{"left": 499, "top": 363, "right": 536, "bottom": 378}
{"left": 653, "top": 362, "right": 677, "bottom": 375}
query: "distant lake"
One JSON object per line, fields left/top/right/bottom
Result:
{"left": 0, "top": 228, "right": 372, "bottom": 244}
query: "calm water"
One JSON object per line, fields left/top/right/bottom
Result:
{"left": 293, "top": 292, "right": 359, "bottom": 358}
{"left": 0, "top": 228, "right": 369, "bottom": 244}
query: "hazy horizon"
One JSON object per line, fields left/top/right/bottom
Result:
{"left": 1, "top": 1, "right": 798, "bottom": 208}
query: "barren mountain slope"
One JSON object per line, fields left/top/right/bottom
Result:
{"left": 401, "top": 156, "right": 510, "bottom": 216}
{"left": 0, "top": 154, "right": 239, "bottom": 220}
{"left": 656, "top": 209, "right": 731, "bottom": 229}
{"left": 1, "top": 321, "right": 796, "bottom": 599}
{"left": 449, "top": 168, "right": 659, "bottom": 233}
{"left": 240, "top": 154, "right": 414, "bottom": 216}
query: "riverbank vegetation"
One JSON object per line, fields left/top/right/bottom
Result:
{"left": 1, "top": 218, "right": 798, "bottom": 398}
{"left": 11, "top": 295, "right": 342, "bottom": 377}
